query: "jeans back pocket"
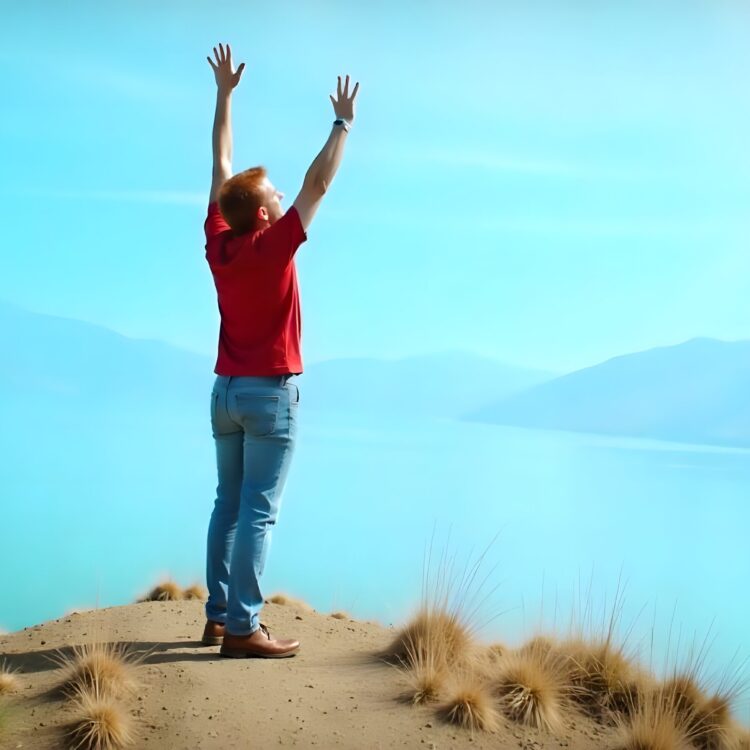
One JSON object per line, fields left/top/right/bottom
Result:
{"left": 233, "top": 393, "right": 280, "bottom": 437}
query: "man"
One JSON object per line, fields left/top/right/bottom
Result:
{"left": 201, "top": 42, "right": 359, "bottom": 658}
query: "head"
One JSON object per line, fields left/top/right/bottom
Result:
{"left": 217, "top": 166, "right": 285, "bottom": 235}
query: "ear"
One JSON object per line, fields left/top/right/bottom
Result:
{"left": 257, "top": 206, "right": 269, "bottom": 222}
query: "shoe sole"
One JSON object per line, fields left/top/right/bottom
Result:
{"left": 219, "top": 646, "right": 300, "bottom": 659}
{"left": 201, "top": 636, "right": 224, "bottom": 646}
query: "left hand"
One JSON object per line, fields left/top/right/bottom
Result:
{"left": 329, "top": 74, "right": 359, "bottom": 124}
{"left": 207, "top": 42, "right": 245, "bottom": 92}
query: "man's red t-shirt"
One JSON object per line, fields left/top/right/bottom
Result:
{"left": 204, "top": 202, "right": 308, "bottom": 376}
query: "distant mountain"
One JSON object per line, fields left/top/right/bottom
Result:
{"left": 462, "top": 338, "right": 750, "bottom": 448}
{"left": 0, "top": 300, "right": 214, "bottom": 409}
{"left": 6, "top": 302, "right": 747, "bottom": 446}
{"left": 0, "top": 301, "right": 554, "bottom": 419}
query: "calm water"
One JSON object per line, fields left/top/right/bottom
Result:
{"left": 2, "top": 405, "right": 748, "bottom": 714}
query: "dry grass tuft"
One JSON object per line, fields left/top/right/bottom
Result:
{"left": 54, "top": 642, "right": 141, "bottom": 699}
{"left": 657, "top": 675, "right": 740, "bottom": 750}
{"left": 380, "top": 606, "right": 474, "bottom": 672}
{"left": 613, "top": 669, "right": 745, "bottom": 750}
{"left": 392, "top": 621, "right": 453, "bottom": 705}
{"left": 382, "top": 525, "right": 506, "bottom": 734}
{"left": 487, "top": 642, "right": 569, "bottom": 733}
{"left": 557, "top": 637, "right": 645, "bottom": 721}
{"left": 266, "top": 592, "right": 293, "bottom": 605}
{"left": 181, "top": 584, "right": 207, "bottom": 601}
{"left": 138, "top": 580, "right": 182, "bottom": 602}
{"left": 397, "top": 660, "right": 447, "bottom": 706}
{"left": 329, "top": 611, "right": 349, "bottom": 620}
{"left": 64, "top": 681, "right": 134, "bottom": 750}
{"left": 0, "top": 661, "right": 19, "bottom": 694}
{"left": 612, "top": 690, "right": 693, "bottom": 750}
{"left": 265, "top": 592, "right": 314, "bottom": 610}
{"left": 435, "top": 667, "right": 500, "bottom": 733}
{"left": 379, "top": 525, "right": 503, "bottom": 676}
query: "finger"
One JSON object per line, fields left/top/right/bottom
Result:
{"left": 207, "top": 56, "right": 217, "bottom": 70}
{"left": 219, "top": 42, "right": 225, "bottom": 63}
{"left": 344, "top": 74, "right": 350, "bottom": 98}
{"left": 337, "top": 75, "right": 342, "bottom": 99}
{"left": 330, "top": 94, "right": 336, "bottom": 108}
{"left": 351, "top": 81, "right": 360, "bottom": 99}
{"left": 213, "top": 47, "right": 221, "bottom": 65}
{"left": 236, "top": 62, "right": 245, "bottom": 79}
{"left": 226, "top": 43, "right": 232, "bottom": 63}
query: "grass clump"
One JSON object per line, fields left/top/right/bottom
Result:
{"left": 488, "top": 640, "right": 570, "bottom": 732}
{"left": 379, "top": 526, "right": 503, "bottom": 677}
{"left": 137, "top": 580, "right": 182, "bottom": 602}
{"left": 394, "top": 621, "right": 452, "bottom": 705}
{"left": 381, "top": 606, "right": 475, "bottom": 672}
{"left": 53, "top": 642, "right": 141, "bottom": 699}
{"left": 0, "top": 660, "right": 19, "bottom": 694}
{"left": 265, "top": 592, "right": 314, "bottom": 610}
{"left": 655, "top": 671, "right": 744, "bottom": 750}
{"left": 381, "top": 526, "right": 505, "bottom": 734}
{"left": 435, "top": 665, "right": 500, "bottom": 733}
{"left": 64, "top": 680, "right": 134, "bottom": 750}
{"left": 558, "top": 637, "right": 646, "bottom": 721}
{"left": 612, "top": 690, "right": 693, "bottom": 750}
{"left": 181, "top": 584, "right": 207, "bottom": 601}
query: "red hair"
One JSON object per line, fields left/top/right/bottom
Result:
{"left": 217, "top": 166, "right": 268, "bottom": 235}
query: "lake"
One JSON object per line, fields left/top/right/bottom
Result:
{"left": 1, "top": 404, "right": 748, "bottom": 715}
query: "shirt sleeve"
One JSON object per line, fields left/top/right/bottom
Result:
{"left": 205, "top": 201, "right": 232, "bottom": 241}
{"left": 252, "top": 206, "right": 308, "bottom": 268}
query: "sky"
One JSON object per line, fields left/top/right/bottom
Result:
{"left": 2, "top": 0, "right": 750, "bottom": 372}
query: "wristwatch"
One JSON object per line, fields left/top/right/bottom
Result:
{"left": 333, "top": 118, "right": 351, "bottom": 133}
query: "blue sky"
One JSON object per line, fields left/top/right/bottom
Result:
{"left": 2, "top": 0, "right": 749, "bottom": 372}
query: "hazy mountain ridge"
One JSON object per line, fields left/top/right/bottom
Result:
{"left": 0, "top": 301, "right": 553, "bottom": 418}
{"left": 463, "top": 337, "right": 750, "bottom": 448}
{"left": 0, "top": 300, "right": 213, "bottom": 405}
{"left": 4, "top": 301, "right": 747, "bottom": 447}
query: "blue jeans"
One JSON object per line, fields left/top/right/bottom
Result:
{"left": 205, "top": 373, "right": 299, "bottom": 635}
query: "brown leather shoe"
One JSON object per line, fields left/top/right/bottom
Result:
{"left": 220, "top": 622, "right": 300, "bottom": 658}
{"left": 201, "top": 619, "right": 226, "bottom": 646}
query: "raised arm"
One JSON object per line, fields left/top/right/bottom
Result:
{"left": 206, "top": 43, "right": 246, "bottom": 204}
{"left": 293, "top": 74, "right": 360, "bottom": 231}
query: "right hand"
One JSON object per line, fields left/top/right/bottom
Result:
{"left": 207, "top": 42, "right": 246, "bottom": 92}
{"left": 329, "top": 75, "right": 360, "bottom": 124}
